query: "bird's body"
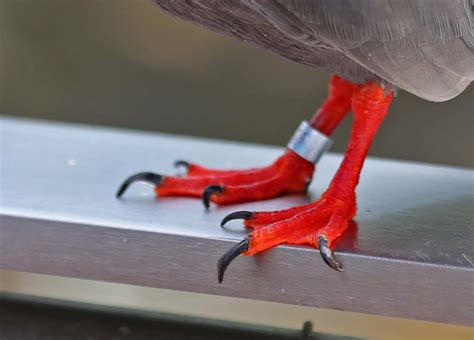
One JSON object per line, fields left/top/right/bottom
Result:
{"left": 156, "top": 0, "right": 473, "bottom": 101}
{"left": 119, "top": 0, "right": 473, "bottom": 280}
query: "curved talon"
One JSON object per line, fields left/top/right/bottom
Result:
{"left": 174, "top": 160, "right": 190, "bottom": 171}
{"left": 220, "top": 211, "right": 253, "bottom": 228}
{"left": 217, "top": 239, "right": 249, "bottom": 283}
{"left": 318, "top": 236, "right": 343, "bottom": 272}
{"left": 116, "top": 172, "right": 163, "bottom": 198}
{"left": 304, "top": 177, "right": 313, "bottom": 193}
{"left": 202, "top": 185, "right": 224, "bottom": 209}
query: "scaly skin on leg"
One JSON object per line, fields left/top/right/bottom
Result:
{"left": 218, "top": 82, "right": 394, "bottom": 282}
{"left": 116, "top": 75, "right": 356, "bottom": 206}
{"left": 155, "top": 151, "right": 313, "bottom": 203}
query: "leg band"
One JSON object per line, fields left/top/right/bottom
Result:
{"left": 287, "top": 121, "right": 332, "bottom": 164}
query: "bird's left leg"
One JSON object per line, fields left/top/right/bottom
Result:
{"left": 218, "top": 82, "right": 394, "bottom": 282}
{"left": 116, "top": 75, "right": 356, "bottom": 207}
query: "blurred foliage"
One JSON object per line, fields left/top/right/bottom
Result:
{"left": 0, "top": 0, "right": 472, "bottom": 167}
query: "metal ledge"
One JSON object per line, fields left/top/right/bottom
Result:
{"left": 0, "top": 117, "right": 473, "bottom": 326}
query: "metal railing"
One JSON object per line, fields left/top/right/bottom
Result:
{"left": 1, "top": 117, "right": 472, "bottom": 326}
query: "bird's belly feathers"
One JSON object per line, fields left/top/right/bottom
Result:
{"left": 155, "top": 0, "right": 473, "bottom": 101}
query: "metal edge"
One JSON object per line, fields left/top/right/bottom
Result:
{"left": 1, "top": 214, "right": 472, "bottom": 326}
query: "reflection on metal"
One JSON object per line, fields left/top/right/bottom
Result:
{"left": 0, "top": 117, "right": 473, "bottom": 326}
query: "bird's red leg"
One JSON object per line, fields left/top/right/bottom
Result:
{"left": 218, "top": 82, "right": 394, "bottom": 281}
{"left": 116, "top": 75, "right": 356, "bottom": 207}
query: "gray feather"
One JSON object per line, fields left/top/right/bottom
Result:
{"left": 155, "top": 0, "right": 473, "bottom": 101}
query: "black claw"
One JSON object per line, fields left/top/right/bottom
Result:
{"left": 217, "top": 239, "right": 249, "bottom": 283}
{"left": 202, "top": 185, "right": 224, "bottom": 209}
{"left": 318, "top": 236, "right": 344, "bottom": 272}
{"left": 116, "top": 172, "right": 163, "bottom": 198}
{"left": 220, "top": 211, "right": 253, "bottom": 228}
{"left": 304, "top": 177, "right": 313, "bottom": 193}
{"left": 174, "top": 160, "right": 190, "bottom": 171}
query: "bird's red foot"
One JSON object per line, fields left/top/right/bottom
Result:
{"left": 116, "top": 150, "right": 315, "bottom": 207}
{"left": 218, "top": 81, "right": 393, "bottom": 282}
{"left": 218, "top": 193, "right": 355, "bottom": 282}
{"left": 116, "top": 75, "right": 356, "bottom": 207}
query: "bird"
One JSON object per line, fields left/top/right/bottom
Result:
{"left": 116, "top": 0, "right": 473, "bottom": 283}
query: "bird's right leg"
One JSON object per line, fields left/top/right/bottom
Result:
{"left": 116, "top": 75, "right": 357, "bottom": 207}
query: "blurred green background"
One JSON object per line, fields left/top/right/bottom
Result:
{"left": 1, "top": 0, "right": 472, "bottom": 167}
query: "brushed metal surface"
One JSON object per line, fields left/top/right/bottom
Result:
{"left": 0, "top": 117, "right": 473, "bottom": 325}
